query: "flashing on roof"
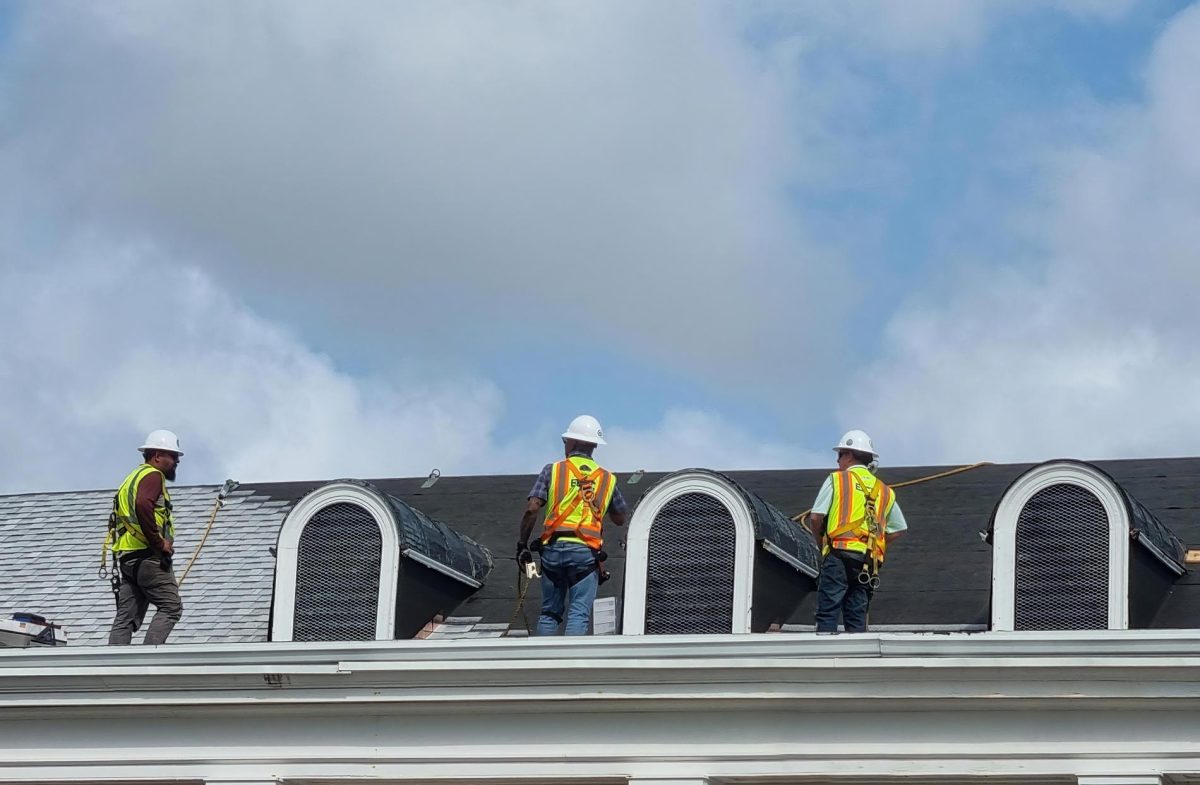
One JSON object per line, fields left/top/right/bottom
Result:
{"left": 420, "top": 469, "right": 441, "bottom": 489}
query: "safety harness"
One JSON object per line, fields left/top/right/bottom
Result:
{"left": 537, "top": 459, "right": 615, "bottom": 591}
{"left": 99, "top": 495, "right": 123, "bottom": 602}
{"left": 540, "top": 460, "right": 613, "bottom": 547}
{"left": 824, "top": 469, "right": 892, "bottom": 589}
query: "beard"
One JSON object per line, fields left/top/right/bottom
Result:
{"left": 163, "top": 465, "right": 177, "bottom": 482}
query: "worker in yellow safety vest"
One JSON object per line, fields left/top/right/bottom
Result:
{"left": 106, "top": 430, "right": 185, "bottom": 645}
{"left": 517, "top": 415, "right": 629, "bottom": 635}
{"left": 806, "top": 429, "right": 908, "bottom": 633}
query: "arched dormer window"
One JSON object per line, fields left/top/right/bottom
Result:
{"left": 271, "top": 480, "right": 493, "bottom": 641}
{"left": 623, "top": 470, "right": 819, "bottom": 635}
{"left": 989, "top": 460, "right": 1185, "bottom": 631}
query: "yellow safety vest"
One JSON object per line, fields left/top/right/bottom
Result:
{"left": 824, "top": 465, "right": 895, "bottom": 564}
{"left": 109, "top": 464, "right": 174, "bottom": 554}
{"left": 540, "top": 455, "right": 616, "bottom": 550}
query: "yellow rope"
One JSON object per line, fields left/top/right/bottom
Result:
{"left": 890, "top": 461, "right": 993, "bottom": 489}
{"left": 507, "top": 567, "right": 533, "bottom": 633}
{"left": 790, "top": 461, "right": 993, "bottom": 523}
{"left": 177, "top": 494, "right": 224, "bottom": 587}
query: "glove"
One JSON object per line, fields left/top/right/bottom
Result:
{"left": 516, "top": 542, "right": 533, "bottom": 565}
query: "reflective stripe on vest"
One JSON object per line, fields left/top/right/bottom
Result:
{"left": 110, "top": 464, "right": 174, "bottom": 554}
{"left": 541, "top": 455, "right": 615, "bottom": 550}
{"left": 824, "top": 465, "right": 894, "bottom": 563}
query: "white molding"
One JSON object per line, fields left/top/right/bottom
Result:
{"left": 1078, "top": 777, "right": 1164, "bottom": 785}
{"left": 270, "top": 482, "right": 400, "bottom": 641}
{"left": 623, "top": 472, "right": 756, "bottom": 635}
{"left": 992, "top": 462, "right": 1129, "bottom": 632}
{"left": 401, "top": 548, "right": 481, "bottom": 588}
{"left": 2, "top": 633, "right": 1200, "bottom": 784}
{"left": 1136, "top": 533, "right": 1187, "bottom": 576}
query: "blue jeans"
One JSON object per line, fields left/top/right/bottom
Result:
{"left": 815, "top": 551, "right": 872, "bottom": 632}
{"left": 536, "top": 542, "right": 599, "bottom": 636}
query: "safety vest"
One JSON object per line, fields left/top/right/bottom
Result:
{"left": 109, "top": 464, "right": 174, "bottom": 554}
{"left": 540, "top": 455, "right": 616, "bottom": 550}
{"left": 824, "top": 465, "right": 895, "bottom": 564}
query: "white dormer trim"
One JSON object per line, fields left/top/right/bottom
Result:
{"left": 271, "top": 482, "right": 400, "bottom": 641}
{"left": 622, "top": 471, "right": 756, "bottom": 635}
{"left": 991, "top": 461, "right": 1129, "bottom": 632}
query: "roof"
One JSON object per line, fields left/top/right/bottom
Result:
{"left": 1, "top": 457, "right": 1196, "bottom": 644}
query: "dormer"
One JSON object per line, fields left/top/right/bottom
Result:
{"left": 988, "top": 460, "right": 1186, "bottom": 631}
{"left": 622, "top": 469, "right": 819, "bottom": 634}
{"left": 270, "top": 479, "right": 493, "bottom": 641}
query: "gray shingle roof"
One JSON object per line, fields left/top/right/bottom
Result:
{"left": 0, "top": 485, "right": 287, "bottom": 645}
{"left": 1, "top": 456, "right": 1195, "bottom": 644}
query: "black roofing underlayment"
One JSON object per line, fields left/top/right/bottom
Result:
{"left": 247, "top": 457, "right": 1200, "bottom": 632}
{"left": 300, "top": 479, "right": 493, "bottom": 586}
{"left": 643, "top": 469, "right": 822, "bottom": 577}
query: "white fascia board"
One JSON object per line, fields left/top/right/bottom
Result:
{"left": 3, "top": 757, "right": 1200, "bottom": 785}
{"left": 4, "top": 628, "right": 1200, "bottom": 670}
{"left": 4, "top": 632, "right": 1200, "bottom": 713}
{"left": 400, "top": 547, "right": 481, "bottom": 588}
{"left": 4, "top": 699, "right": 1200, "bottom": 784}
{"left": 1134, "top": 532, "right": 1188, "bottom": 576}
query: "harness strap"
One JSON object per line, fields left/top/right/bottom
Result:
{"left": 543, "top": 460, "right": 612, "bottom": 538}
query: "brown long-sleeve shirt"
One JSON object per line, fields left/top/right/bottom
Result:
{"left": 134, "top": 469, "right": 169, "bottom": 552}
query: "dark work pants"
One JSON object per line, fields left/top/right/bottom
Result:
{"left": 108, "top": 553, "right": 183, "bottom": 645}
{"left": 815, "top": 550, "right": 872, "bottom": 633}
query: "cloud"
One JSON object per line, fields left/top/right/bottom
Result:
{"left": 846, "top": 3, "right": 1200, "bottom": 465}
{"left": 0, "top": 245, "right": 814, "bottom": 492}
{"left": 0, "top": 246, "right": 507, "bottom": 492}
{"left": 605, "top": 409, "right": 821, "bottom": 472}
{"left": 770, "top": 0, "right": 1136, "bottom": 58}
{"left": 0, "top": 0, "right": 842, "bottom": 388}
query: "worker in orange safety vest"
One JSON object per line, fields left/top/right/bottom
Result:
{"left": 517, "top": 415, "right": 629, "bottom": 635}
{"left": 806, "top": 429, "right": 908, "bottom": 633}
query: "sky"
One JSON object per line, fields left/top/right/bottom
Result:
{"left": 0, "top": 0, "right": 1197, "bottom": 492}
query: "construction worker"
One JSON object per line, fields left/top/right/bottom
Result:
{"left": 107, "top": 430, "right": 185, "bottom": 645}
{"left": 807, "top": 430, "right": 907, "bottom": 633}
{"left": 517, "top": 415, "right": 628, "bottom": 635}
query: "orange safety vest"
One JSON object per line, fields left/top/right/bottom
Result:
{"left": 824, "top": 465, "right": 895, "bottom": 565}
{"left": 540, "top": 455, "right": 616, "bottom": 550}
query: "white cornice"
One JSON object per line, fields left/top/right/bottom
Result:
{"left": 3, "top": 631, "right": 1200, "bottom": 710}
{"left": 3, "top": 633, "right": 1200, "bottom": 784}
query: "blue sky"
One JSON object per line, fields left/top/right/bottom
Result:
{"left": 1, "top": 1, "right": 1199, "bottom": 492}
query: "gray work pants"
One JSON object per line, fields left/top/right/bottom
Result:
{"left": 108, "top": 553, "right": 183, "bottom": 645}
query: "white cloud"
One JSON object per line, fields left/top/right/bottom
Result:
{"left": 0, "top": 247, "right": 507, "bottom": 492}
{"left": 847, "top": 3, "right": 1200, "bottom": 465}
{"left": 0, "top": 246, "right": 813, "bottom": 492}
{"left": 773, "top": 0, "right": 1136, "bottom": 57}
{"left": 605, "top": 410, "right": 822, "bottom": 472}
{"left": 0, "top": 0, "right": 840, "bottom": 387}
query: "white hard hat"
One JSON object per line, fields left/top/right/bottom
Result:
{"left": 562, "top": 414, "right": 607, "bottom": 446}
{"left": 833, "top": 429, "right": 877, "bottom": 458}
{"left": 139, "top": 429, "right": 184, "bottom": 456}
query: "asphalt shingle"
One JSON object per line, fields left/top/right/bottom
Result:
{"left": 1, "top": 457, "right": 1195, "bottom": 644}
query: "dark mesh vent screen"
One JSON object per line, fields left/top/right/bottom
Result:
{"left": 1014, "top": 483, "right": 1110, "bottom": 630}
{"left": 644, "top": 492, "right": 736, "bottom": 634}
{"left": 293, "top": 502, "right": 382, "bottom": 641}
